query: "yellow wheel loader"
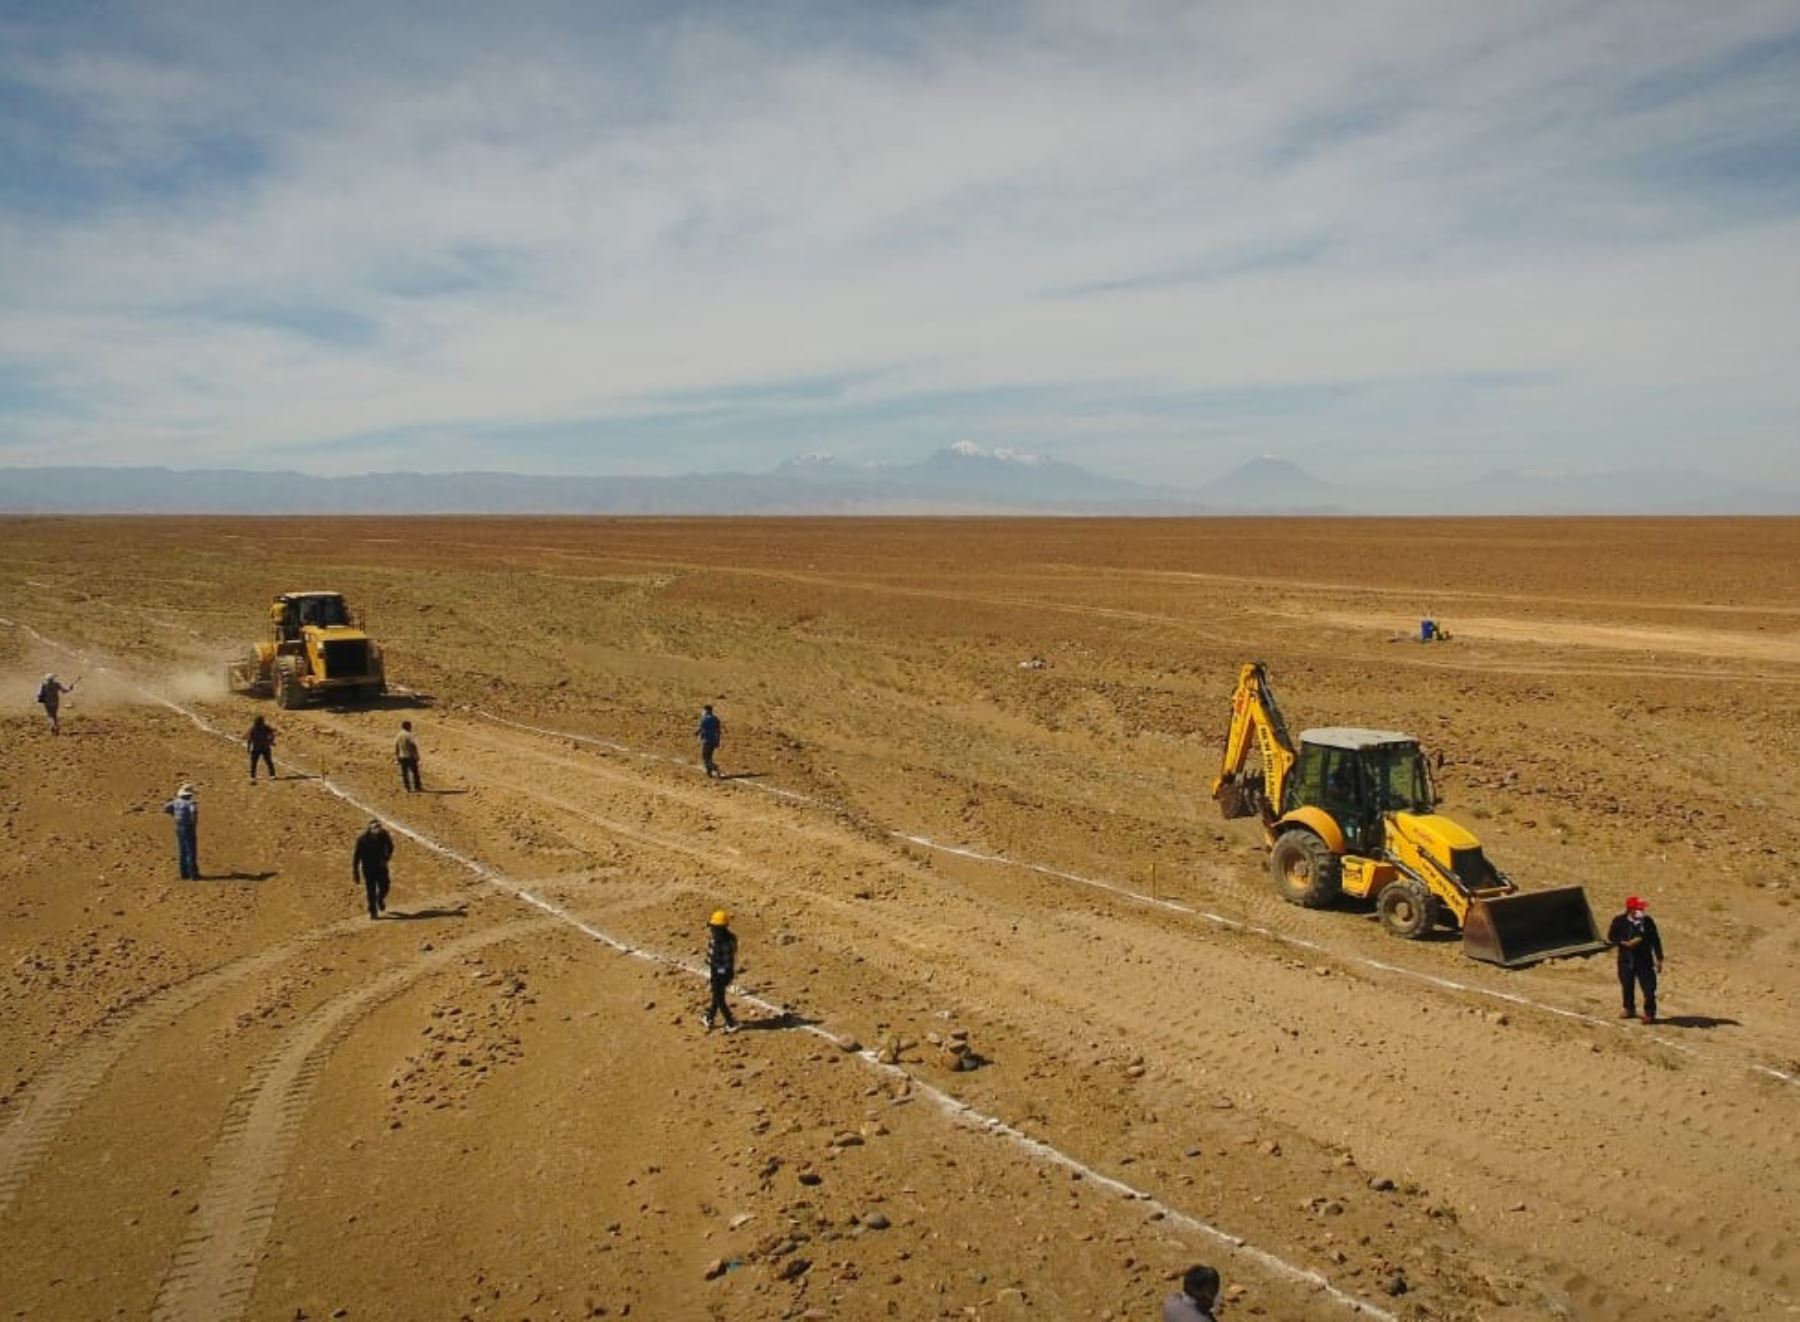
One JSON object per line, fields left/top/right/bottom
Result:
{"left": 225, "top": 592, "right": 387, "bottom": 709}
{"left": 1211, "top": 662, "right": 1604, "bottom": 967}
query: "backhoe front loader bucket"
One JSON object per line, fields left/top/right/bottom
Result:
{"left": 1461, "top": 887, "right": 1607, "bottom": 967}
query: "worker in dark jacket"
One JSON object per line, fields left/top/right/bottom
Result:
{"left": 245, "top": 715, "right": 277, "bottom": 782}
{"left": 395, "top": 721, "right": 423, "bottom": 792}
{"left": 1162, "top": 1264, "right": 1221, "bottom": 1321}
{"left": 703, "top": 909, "right": 739, "bottom": 1032}
{"left": 697, "top": 704, "right": 722, "bottom": 778}
{"left": 353, "top": 820, "right": 395, "bottom": 919}
{"left": 36, "top": 673, "right": 75, "bottom": 734}
{"left": 1607, "top": 895, "right": 1664, "bottom": 1023}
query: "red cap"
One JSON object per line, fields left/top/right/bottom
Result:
{"left": 1625, "top": 895, "right": 1646, "bottom": 911}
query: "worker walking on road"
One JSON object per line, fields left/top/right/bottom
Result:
{"left": 697, "top": 704, "right": 722, "bottom": 778}
{"left": 245, "top": 715, "right": 277, "bottom": 782}
{"left": 36, "top": 674, "right": 75, "bottom": 734}
{"left": 1607, "top": 895, "right": 1664, "bottom": 1023}
{"left": 353, "top": 819, "right": 395, "bottom": 919}
{"left": 163, "top": 783, "right": 200, "bottom": 880}
{"left": 703, "top": 909, "right": 739, "bottom": 1032}
{"left": 1163, "top": 1264, "right": 1222, "bottom": 1321}
{"left": 395, "top": 720, "right": 424, "bottom": 792}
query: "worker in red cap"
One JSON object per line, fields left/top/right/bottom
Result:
{"left": 1606, "top": 896, "right": 1664, "bottom": 1023}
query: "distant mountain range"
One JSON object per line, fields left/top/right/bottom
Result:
{"left": 1, "top": 447, "right": 1795, "bottom": 515}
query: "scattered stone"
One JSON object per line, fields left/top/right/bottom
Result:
{"left": 775, "top": 1257, "right": 811, "bottom": 1282}
{"left": 1385, "top": 1273, "right": 1409, "bottom": 1296}
{"left": 1487, "top": 1010, "right": 1511, "bottom": 1027}
{"left": 704, "top": 1259, "right": 727, "bottom": 1281}
{"left": 728, "top": 1213, "right": 754, "bottom": 1231}
{"left": 1258, "top": 1140, "right": 1281, "bottom": 1157}
{"left": 1370, "top": 1177, "right": 1396, "bottom": 1192}
{"left": 862, "top": 1211, "right": 891, "bottom": 1230}
{"left": 798, "top": 1171, "right": 822, "bottom": 1187}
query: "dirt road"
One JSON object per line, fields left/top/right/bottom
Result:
{"left": 3, "top": 517, "right": 1796, "bottom": 1320}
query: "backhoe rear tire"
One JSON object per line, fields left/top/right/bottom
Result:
{"left": 1269, "top": 830, "right": 1341, "bottom": 909}
{"left": 1378, "top": 878, "right": 1438, "bottom": 939}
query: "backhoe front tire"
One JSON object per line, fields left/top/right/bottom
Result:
{"left": 1378, "top": 878, "right": 1438, "bottom": 939}
{"left": 1269, "top": 830, "right": 1341, "bottom": 909}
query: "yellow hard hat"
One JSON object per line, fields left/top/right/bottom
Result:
{"left": 709, "top": 909, "right": 731, "bottom": 927}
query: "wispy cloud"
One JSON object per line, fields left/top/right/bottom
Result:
{"left": 1, "top": 0, "right": 1797, "bottom": 483}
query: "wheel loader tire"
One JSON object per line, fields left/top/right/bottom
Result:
{"left": 1268, "top": 830, "right": 1340, "bottom": 909}
{"left": 275, "top": 658, "right": 304, "bottom": 710}
{"left": 1378, "top": 878, "right": 1438, "bottom": 939}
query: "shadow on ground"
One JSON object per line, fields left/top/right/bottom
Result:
{"left": 733, "top": 1010, "right": 819, "bottom": 1033}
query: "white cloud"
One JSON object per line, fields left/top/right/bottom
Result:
{"left": 0, "top": 1, "right": 1797, "bottom": 483}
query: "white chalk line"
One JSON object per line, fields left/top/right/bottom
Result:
{"left": 468, "top": 707, "right": 1800, "bottom": 1092}
{"left": 3, "top": 621, "right": 1394, "bottom": 1318}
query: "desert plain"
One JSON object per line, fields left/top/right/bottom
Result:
{"left": 1, "top": 515, "right": 1797, "bottom": 1322}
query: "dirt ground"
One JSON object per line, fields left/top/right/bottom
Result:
{"left": 2, "top": 515, "right": 1797, "bottom": 1322}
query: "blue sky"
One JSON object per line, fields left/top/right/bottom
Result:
{"left": 1, "top": 0, "right": 1797, "bottom": 486}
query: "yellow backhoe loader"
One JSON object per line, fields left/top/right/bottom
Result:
{"left": 226, "top": 591, "right": 387, "bottom": 709}
{"left": 1211, "top": 661, "right": 1604, "bottom": 967}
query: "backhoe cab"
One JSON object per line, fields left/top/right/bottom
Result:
{"left": 1212, "top": 662, "right": 1604, "bottom": 967}
{"left": 226, "top": 592, "right": 387, "bottom": 709}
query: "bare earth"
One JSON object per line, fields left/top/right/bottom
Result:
{"left": 2, "top": 516, "right": 1797, "bottom": 1322}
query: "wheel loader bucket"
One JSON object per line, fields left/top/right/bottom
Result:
{"left": 1461, "top": 887, "right": 1607, "bottom": 967}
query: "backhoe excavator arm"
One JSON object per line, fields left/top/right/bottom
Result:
{"left": 1211, "top": 661, "right": 1297, "bottom": 829}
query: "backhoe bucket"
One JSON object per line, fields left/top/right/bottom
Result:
{"left": 1214, "top": 775, "right": 1264, "bottom": 821}
{"left": 1461, "top": 887, "right": 1607, "bottom": 967}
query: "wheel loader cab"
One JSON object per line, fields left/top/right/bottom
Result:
{"left": 273, "top": 593, "right": 351, "bottom": 646}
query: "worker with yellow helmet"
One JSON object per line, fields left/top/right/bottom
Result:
{"left": 704, "top": 909, "right": 739, "bottom": 1033}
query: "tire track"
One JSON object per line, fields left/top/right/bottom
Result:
{"left": 0, "top": 898, "right": 457, "bottom": 1219}
{"left": 408, "top": 715, "right": 1800, "bottom": 1313}
{"left": 0, "top": 618, "right": 1489, "bottom": 1317}
{"left": 149, "top": 918, "right": 546, "bottom": 1322}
